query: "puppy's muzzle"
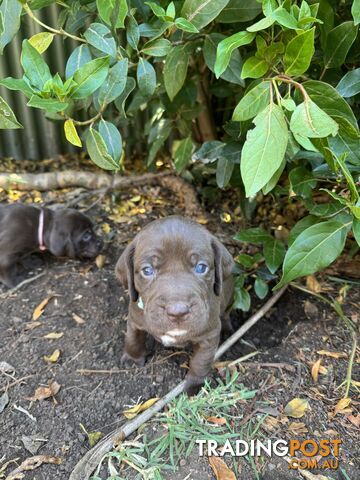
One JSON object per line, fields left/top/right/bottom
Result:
{"left": 165, "top": 301, "right": 190, "bottom": 322}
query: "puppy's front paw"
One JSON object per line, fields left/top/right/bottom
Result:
{"left": 184, "top": 373, "right": 205, "bottom": 396}
{"left": 120, "top": 352, "right": 146, "bottom": 368}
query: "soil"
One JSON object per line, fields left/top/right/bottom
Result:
{"left": 0, "top": 167, "right": 359, "bottom": 480}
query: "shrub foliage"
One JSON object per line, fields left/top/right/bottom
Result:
{"left": 0, "top": 0, "right": 359, "bottom": 304}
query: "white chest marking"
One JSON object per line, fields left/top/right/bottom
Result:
{"left": 161, "top": 335, "right": 177, "bottom": 347}
{"left": 166, "top": 329, "right": 188, "bottom": 336}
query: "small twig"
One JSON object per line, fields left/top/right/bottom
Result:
{"left": 0, "top": 375, "right": 34, "bottom": 393}
{"left": 344, "top": 331, "right": 357, "bottom": 398}
{"left": 0, "top": 272, "right": 46, "bottom": 299}
{"left": 23, "top": 4, "right": 85, "bottom": 43}
{"left": 69, "top": 286, "right": 287, "bottom": 480}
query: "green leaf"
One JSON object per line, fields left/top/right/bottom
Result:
{"left": 166, "top": 2, "right": 176, "bottom": 20}
{"left": 141, "top": 38, "right": 171, "bottom": 57}
{"left": 272, "top": 7, "right": 298, "bottom": 30}
{"left": 71, "top": 56, "right": 110, "bottom": 100}
{"left": 0, "top": 0, "right": 22, "bottom": 54}
{"left": 64, "top": 119, "right": 82, "bottom": 147}
{"left": 333, "top": 152, "right": 359, "bottom": 203}
{"left": 147, "top": 119, "right": 172, "bottom": 164}
{"left": 353, "top": 218, "right": 360, "bottom": 246}
{"left": 328, "top": 134, "right": 360, "bottom": 166}
{"left": 233, "top": 286, "right": 251, "bottom": 311}
{"left": 164, "top": 46, "right": 189, "bottom": 101}
{"left": 65, "top": 45, "right": 92, "bottom": 79}
{"left": 276, "top": 220, "right": 349, "bottom": 288}
{"left": 28, "top": 32, "right": 55, "bottom": 54}
{"left": 0, "top": 77, "right": 34, "bottom": 98}
{"left": 247, "top": 15, "right": 275, "bottom": 33}
{"left": 84, "top": 23, "right": 116, "bottom": 57}
{"left": 233, "top": 82, "right": 271, "bottom": 121}
{"left": 27, "top": 95, "right": 69, "bottom": 113}
{"left": 336, "top": 68, "right": 360, "bottom": 98}
{"left": 302, "top": 80, "right": 359, "bottom": 134}
{"left": 262, "top": 158, "right": 286, "bottom": 195}
{"left": 204, "top": 33, "right": 244, "bottom": 86}
{"left": 114, "top": 77, "right": 136, "bottom": 118}
{"left": 175, "top": 17, "right": 199, "bottom": 33}
{"left": 181, "top": 0, "right": 230, "bottom": 30}
{"left": 145, "top": 2, "right": 166, "bottom": 18}
{"left": 288, "top": 215, "right": 320, "bottom": 246}
{"left": 137, "top": 58, "right": 156, "bottom": 97}
{"left": 289, "top": 166, "right": 317, "bottom": 198}
{"left": 214, "top": 31, "right": 255, "bottom": 78}
{"left": 99, "top": 119, "right": 122, "bottom": 162}
{"left": 324, "top": 21, "right": 358, "bottom": 69}
{"left": 290, "top": 99, "right": 338, "bottom": 138}
{"left": 241, "top": 103, "right": 288, "bottom": 197}
{"left": 241, "top": 56, "right": 268, "bottom": 79}
{"left": 173, "top": 136, "right": 193, "bottom": 172}
{"left": 234, "top": 227, "right": 271, "bottom": 243}
{"left": 97, "top": 58, "right": 128, "bottom": 106}
{"left": 352, "top": 0, "right": 360, "bottom": 25}
{"left": 217, "top": 0, "right": 262, "bottom": 23}
{"left": 126, "top": 14, "right": 140, "bottom": 50}
{"left": 96, "top": 0, "right": 128, "bottom": 28}
{"left": 193, "top": 140, "right": 225, "bottom": 163}
{"left": 254, "top": 277, "right": 269, "bottom": 299}
{"left": 236, "top": 253, "right": 254, "bottom": 268}
{"left": 216, "top": 157, "right": 234, "bottom": 188}
{"left": 284, "top": 28, "right": 315, "bottom": 76}
{"left": 0, "top": 96, "right": 22, "bottom": 129}
{"left": 263, "top": 237, "right": 285, "bottom": 273}
{"left": 20, "top": 40, "right": 52, "bottom": 91}
{"left": 86, "top": 127, "right": 119, "bottom": 170}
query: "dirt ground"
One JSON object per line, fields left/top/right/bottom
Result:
{"left": 0, "top": 163, "right": 359, "bottom": 480}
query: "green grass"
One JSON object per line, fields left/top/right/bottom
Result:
{"left": 92, "top": 371, "right": 265, "bottom": 480}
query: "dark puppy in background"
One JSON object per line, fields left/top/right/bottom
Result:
{"left": 116, "top": 216, "right": 234, "bottom": 394}
{"left": 0, "top": 204, "right": 103, "bottom": 287}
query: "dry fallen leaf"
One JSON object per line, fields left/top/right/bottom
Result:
{"left": 32, "top": 297, "right": 51, "bottom": 321}
{"left": 284, "top": 398, "right": 309, "bottom": 418}
{"left": 347, "top": 414, "right": 360, "bottom": 428}
{"left": 26, "top": 380, "right": 61, "bottom": 402}
{"left": 207, "top": 416, "right": 227, "bottom": 425}
{"left": 311, "top": 359, "right": 322, "bottom": 383}
{"left": 306, "top": 275, "right": 322, "bottom": 293}
{"left": 43, "top": 349, "right": 61, "bottom": 363}
{"left": 288, "top": 422, "right": 308, "bottom": 435}
{"left": 24, "top": 321, "right": 42, "bottom": 330}
{"left": 4, "top": 455, "right": 61, "bottom": 480}
{"left": 72, "top": 313, "right": 85, "bottom": 324}
{"left": 334, "top": 397, "right": 352, "bottom": 416}
{"left": 43, "top": 332, "right": 64, "bottom": 340}
{"left": 123, "top": 397, "right": 159, "bottom": 419}
{"left": 262, "top": 416, "right": 279, "bottom": 432}
{"left": 317, "top": 350, "right": 347, "bottom": 359}
{"left": 208, "top": 456, "right": 236, "bottom": 480}
{"left": 95, "top": 254, "right": 106, "bottom": 269}
{"left": 304, "top": 300, "right": 319, "bottom": 318}
{"left": 102, "top": 222, "right": 111, "bottom": 234}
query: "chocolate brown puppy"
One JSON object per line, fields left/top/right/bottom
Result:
{"left": 116, "top": 216, "right": 234, "bottom": 394}
{"left": 0, "top": 204, "right": 103, "bottom": 287}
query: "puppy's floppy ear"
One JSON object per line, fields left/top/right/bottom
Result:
{"left": 115, "top": 240, "right": 138, "bottom": 302}
{"left": 211, "top": 238, "right": 234, "bottom": 296}
{"left": 48, "top": 217, "right": 75, "bottom": 257}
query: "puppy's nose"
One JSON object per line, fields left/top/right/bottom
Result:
{"left": 166, "top": 302, "right": 190, "bottom": 320}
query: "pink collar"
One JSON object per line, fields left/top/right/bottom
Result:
{"left": 38, "top": 209, "right": 47, "bottom": 251}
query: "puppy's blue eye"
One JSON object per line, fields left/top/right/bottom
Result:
{"left": 82, "top": 232, "right": 92, "bottom": 242}
{"left": 194, "top": 263, "right": 208, "bottom": 275}
{"left": 142, "top": 266, "right": 154, "bottom": 277}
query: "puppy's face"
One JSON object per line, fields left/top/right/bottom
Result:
{"left": 49, "top": 209, "right": 103, "bottom": 259}
{"left": 116, "top": 217, "right": 233, "bottom": 342}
